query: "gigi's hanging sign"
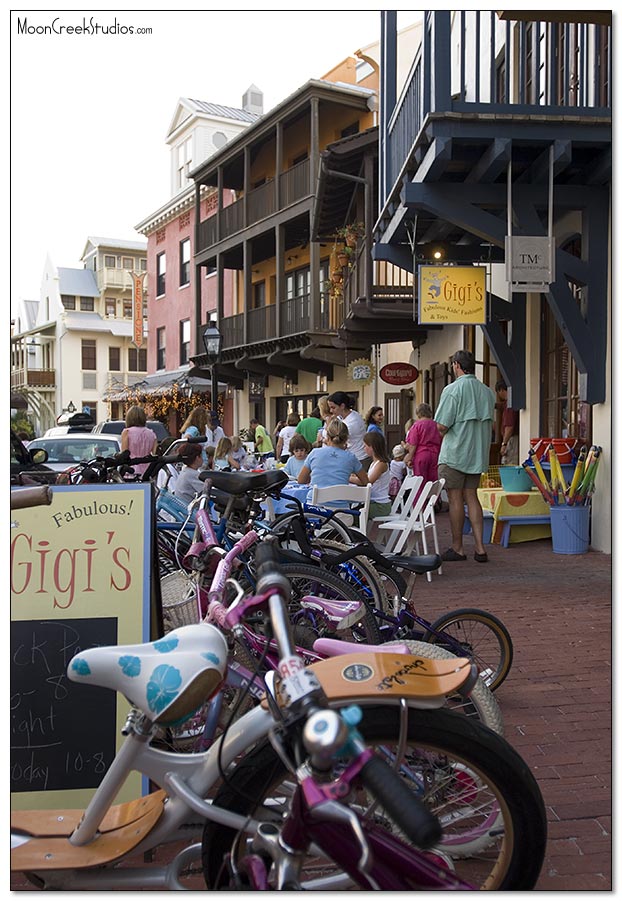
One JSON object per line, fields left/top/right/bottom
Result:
{"left": 418, "top": 266, "right": 486, "bottom": 325}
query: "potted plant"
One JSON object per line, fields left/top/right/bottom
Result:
{"left": 336, "top": 222, "right": 364, "bottom": 248}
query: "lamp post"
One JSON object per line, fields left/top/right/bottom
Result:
{"left": 202, "top": 321, "right": 223, "bottom": 417}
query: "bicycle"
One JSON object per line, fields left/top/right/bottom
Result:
{"left": 11, "top": 485, "right": 547, "bottom": 890}
{"left": 208, "top": 473, "right": 513, "bottom": 691}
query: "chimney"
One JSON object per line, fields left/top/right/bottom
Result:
{"left": 242, "top": 84, "right": 263, "bottom": 116}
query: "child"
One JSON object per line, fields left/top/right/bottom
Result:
{"left": 283, "top": 434, "right": 311, "bottom": 479}
{"left": 230, "top": 435, "right": 248, "bottom": 469}
{"left": 389, "top": 444, "right": 408, "bottom": 500}
{"left": 363, "top": 431, "right": 392, "bottom": 521}
{"left": 297, "top": 419, "right": 368, "bottom": 504}
{"left": 213, "top": 437, "right": 240, "bottom": 471}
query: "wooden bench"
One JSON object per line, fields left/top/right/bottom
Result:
{"left": 497, "top": 514, "right": 551, "bottom": 548}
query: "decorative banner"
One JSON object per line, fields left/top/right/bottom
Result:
{"left": 11, "top": 484, "right": 153, "bottom": 810}
{"left": 132, "top": 272, "right": 146, "bottom": 348}
{"left": 380, "top": 362, "right": 419, "bottom": 386}
{"left": 418, "top": 266, "right": 486, "bottom": 324}
{"left": 347, "top": 358, "right": 376, "bottom": 387}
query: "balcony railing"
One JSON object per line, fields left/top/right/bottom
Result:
{"left": 280, "top": 295, "right": 309, "bottom": 335}
{"left": 96, "top": 267, "right": 134, "bottom": 291}
{"left": 247, "top": 305, "right": 276, "bottom": 344}
{"left": 385, "top": 10, "right": 611, "bottom": 202}
{"left": 11, "top": 369, "right": 56, "bottom": 388}
{"left": 197, "top": 160, "right": 312, "bottom": 254}
{"left": 221, "top": 313, "right": 244, "bottom": 349}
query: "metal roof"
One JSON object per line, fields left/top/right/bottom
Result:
{"left": 62, "top": 312, "right": 133, "bottom": 337}
{"left": 57, "top": 268, "right": 99, "bottom": 297}
{"left": 185, "top": 99, "right": 260, "bottom": 124}
{"left": 85, "top": 236, "right": 147, "bottom": 252}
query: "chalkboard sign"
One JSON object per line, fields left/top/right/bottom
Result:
{"left": 11, "top": 617, "right": 118, "bottom": 794}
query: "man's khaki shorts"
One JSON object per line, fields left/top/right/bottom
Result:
{"left": 438, "top": 464, "right": 481, "bottom": 490}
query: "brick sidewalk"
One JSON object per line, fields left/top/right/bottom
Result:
{"left": 419, "top": 510, "right": 612, "bottom": 890}
{"left": 11, "top": 512, "right": 611, "bottom": 890}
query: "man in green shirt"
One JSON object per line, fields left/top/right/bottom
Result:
{"left": 249, "top": 418, "right": 275, "bottom": 460}
{"left": 435, "top": 350, "right": 495, "bottom": 563}
{"left": 295, "top": 407, "right": 323, "bottom": 446}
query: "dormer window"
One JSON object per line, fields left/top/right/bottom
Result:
{"left": 176, "top": 137, "right": 192, "bottom": 189}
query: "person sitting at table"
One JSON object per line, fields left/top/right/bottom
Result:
{"left": 363, "top": 430, "right": 392, "bottom": 521}
{"left": 297, "top": 419, "right": 368, "bottom": 507}
{"left": 172, "top": 444, "right": 205, "bottom": 505}
{"left": 283, "top": 433, "right": 311, "bottom": 479}
{"left": 213, "top": 436, "right": 240, "bottom": 471}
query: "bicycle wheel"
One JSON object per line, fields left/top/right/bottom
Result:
{"left": 401, "top": 640, "right": 503, "bottom": 735}
{"left": 201, "top": 706, "right": 546, "bottom": 890}
{"left": 310, "top": 539, "right": 389, "bottom": 616}
{"left": 423, "top": 608, "right": 513, "bottom": 692}
{"left": 271, "top": 509, "right": 357, "bottom": 546}
{"left": 279, "top": 563, "right": 382, "bottom": 646}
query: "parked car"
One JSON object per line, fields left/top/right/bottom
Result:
{"left": 92, "top": 419, "right": 170, "bottom": 442}
{"left": 43, "top": 412, "right": 95, "bottom": 437}
{"left": 10, "top": 430, "right": 57, "bottom": 485}
{"left": 26, "top": 435, "right": 122, "bottom": 473}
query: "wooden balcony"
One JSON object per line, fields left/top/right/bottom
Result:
{"left": 11, "top": 369, "right": 56, "bottom": 388}
{"left": 196, "top": 160, "right": 311, "bottom": 255}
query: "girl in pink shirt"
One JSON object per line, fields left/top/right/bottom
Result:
{"left": 121, "top": 405, "right": 158, "bottom": 477}
{"left": 404, "top": 402, "right": 441, "bottom": 484}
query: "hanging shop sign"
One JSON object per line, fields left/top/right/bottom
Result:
{"left": 418, "top": 266, "right": 486, "bottom": 325}
{"left": 347, "top": 358, "right": 376, "bottom": 387}
{"left": 248, "top": 376, "right": 265, "bottom": 403}
{"left": 131, "top": 272, "right": 146, "bottom": 348}
{"left": 380, "top": 363, "right": 419, "bottom": 386}
{"left": 505, "top": 236, "right": 554, "bottom": 293}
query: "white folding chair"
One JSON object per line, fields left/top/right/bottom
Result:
{"left": 409, "top": 478, "right": 446, "bottom": 580}
{"left": 310, "top": 483, "right": 372, "bottom": 535}
{"left": 375, "top": 479, "right": 436, "bottom": 555}
{"left": 371, "top": 474, "right": 423, "bottom": 525}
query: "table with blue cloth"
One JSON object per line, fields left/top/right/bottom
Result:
{"left": 262, "top": 482, "right": 309, "bottom": 518}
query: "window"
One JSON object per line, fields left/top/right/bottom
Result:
{"left": 81, "top": 339, "right": 96, "bottom": 370}
{"left": 156, "top": 252, "right": 166, "bottom": 296}
{"left": 105, "top": 298, "right": 116, "bottom": 316}
{"left": 139, "top": 258, "right": 147, "bottom": 271}
{"left": 128, "top": 347, "right": 147, "bottom": 372}
{"left": 104, "top": 255, "right": 116, "bottom": 268}
{"left": 156, "top": 327, "right": 166, "bottom": 370}
{"left": 108, "top": 347, "right": 120, "bottom": 371}
{"left": 80, "top": 297, "right": 94, "bottom": 311}
{"left": 212, "top": 131, "right": 227, "bottom": 149}
{"left": 123, "top": 299, "right": 133, "bottom": 318}
{"left": 179, "top": 238, "right": 190, "bottom": 286}
{"left": 292, "top": 151, "right": 308, "bottom": 166}
{"left": 61, "top": 295, "right": 76, "bottom": 310}
{"left": 122, "top": 257, "right": 134, "bottom": 269}
{"left": 252, "top": 281, "right": 266, "bottom": 310}
{"left": 176, "top": 136, "right": 192, "bottom": 189}
{"left": 340, "top": 121, "right": 359, "bottom": 138}
{"left": 179, "top": 319, "right": 191, "bottom": 365}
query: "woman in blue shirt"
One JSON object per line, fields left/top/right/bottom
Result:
{"left": 297, "top": 418, "right": 368, "bottom": 504}
{"left": 365, "top": 405, "right": 385, "bottom": 435}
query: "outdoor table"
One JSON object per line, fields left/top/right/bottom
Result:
{"left": 477, "top": 487, "right": 552, "bottom": 546}
{"left": 262, "top": 481, "right": 309, "bottom": 518}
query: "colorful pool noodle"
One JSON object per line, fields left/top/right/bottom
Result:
{"left": 574, "top": 447, "right": 601, "bottom": 505}
{"left": 567, "top": 446, "right": 587, "bottom": 503}
{"left": 548, "top": 443, "right": 568, "bottom": 494}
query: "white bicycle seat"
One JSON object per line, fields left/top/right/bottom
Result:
{"left": 67, "top": 623, "right": 228, "bottom": 726}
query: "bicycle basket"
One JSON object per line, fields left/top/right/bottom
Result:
{"left": 160, "top": 571, "right": 200, "bottom": 632}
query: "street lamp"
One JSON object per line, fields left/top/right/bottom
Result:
{"left": 202, "top": 321, "right": 223, "bottom": 417}
{"left": 67, "top": 400, "right": 76, "bottom": 414}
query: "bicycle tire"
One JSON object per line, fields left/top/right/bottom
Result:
{"left": 423, "top": 608, "right": 513, "bottom": 692}
{"left": 271, "top": 509, "right": 357, "bottom": 546}
{"left": 310, "top": 538, "right": 390, "bottom": 617}
{"left": 279, "top": 563, "right": 382, "bottom": 646}
{"left": 400, "top": 640, "right": 503, "bottom": 735}
{"left": 201, "top": 706, "right": 546, "bottom": 890}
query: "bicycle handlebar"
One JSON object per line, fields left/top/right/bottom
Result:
{"left": 11, "top": 485, "right": 54, "bottom": 510}
{"left": 359, "top": 755, "right": 441, "bottom": 849}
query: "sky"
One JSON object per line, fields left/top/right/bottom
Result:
{"left": 10, "top": 9, "right": 421, "bottom": 313}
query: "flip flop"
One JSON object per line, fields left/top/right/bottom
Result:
{"left": 441, "top": 547, "right": 467, "bottom": 561}
{"left": 474, "top": 552, "right": 489, "bottom": 563}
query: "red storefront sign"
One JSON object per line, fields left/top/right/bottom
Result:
{"left": 131, "top": 272, "right": 145, "bottom": 348}
{"left": 379, "top": 362, "right": 419, "bottom": 385}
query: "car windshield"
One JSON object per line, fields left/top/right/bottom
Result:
{"left": 30, "top": 439, "right": 119, "bottom": 464}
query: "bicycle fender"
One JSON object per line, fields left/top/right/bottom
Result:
{"left": 308, "top": 652, "right": 476, "bottom": 707}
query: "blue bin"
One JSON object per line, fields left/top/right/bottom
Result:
{"left": 549, "top": 504, "right": 590, "bottom": 554}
